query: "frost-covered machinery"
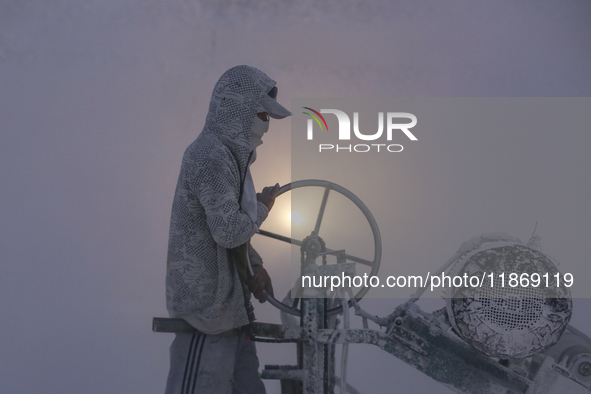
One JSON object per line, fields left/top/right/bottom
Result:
{"left": 153, "top": 180, "right": 591, "bottom": 394}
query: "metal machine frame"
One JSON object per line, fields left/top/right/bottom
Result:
{"left": 154, "top": 180, "right": 591, "bottom": 394}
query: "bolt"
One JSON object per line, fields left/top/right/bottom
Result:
{"left": 395, "top": 317, "right": 404, "bottom": 326}
{"left": 307, "top": 239, "right": 321, "bottom": 254}
{"left": 579, "top": 362, "right": 591, "bottom": 377}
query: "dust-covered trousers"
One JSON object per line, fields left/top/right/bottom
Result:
{"left": 164, "top": 329, "right": 266, "bottom": 394}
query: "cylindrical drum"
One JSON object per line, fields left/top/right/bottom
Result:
{"left": 446, "top": 235, "right": 572, "bottom": 359}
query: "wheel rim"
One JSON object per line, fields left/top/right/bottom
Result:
{"left": 255, "top": 179, "right": 382, "bottom": 316}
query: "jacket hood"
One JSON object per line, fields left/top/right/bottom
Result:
{"left": 203, "top": 65, "right": 281, "bottom": 175}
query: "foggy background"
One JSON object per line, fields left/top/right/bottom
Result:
{"left": 1, "top": 1, "right": 590, "bottom": 393}
{"left": 288, "top": 97, "right": 591, "bottom": 299}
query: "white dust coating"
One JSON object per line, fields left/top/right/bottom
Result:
{"left": 447, "top": 235, "right": 572, "bottom": 359}
{"left": 1, "top": 1, "right": 591, "bottom": 394}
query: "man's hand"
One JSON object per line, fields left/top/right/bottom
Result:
{"left": 246, "top": 265, "right": 274, "bottom": 303}
{"left": 257, "top": 183, "right": 280, "bottom": 212}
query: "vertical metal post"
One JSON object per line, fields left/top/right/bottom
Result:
{"left": 301, "top": 297, "right": 326, "bottom": 394}
{"left": 324, "top": 296, "right": 336, "bottom": 394}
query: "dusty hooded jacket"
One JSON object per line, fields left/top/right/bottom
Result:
{"left": 166, "top": 66, "right": 276, "bottom": 334}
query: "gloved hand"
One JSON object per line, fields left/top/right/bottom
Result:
{"left": 247, "top": 265, "right": 274, "bottom": 303}
{"left": 257, "top": 184, "right": 280, "bottom": 212}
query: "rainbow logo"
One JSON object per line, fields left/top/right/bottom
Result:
{"left": 302, "top": 107, "right": 328, "bottom": 131}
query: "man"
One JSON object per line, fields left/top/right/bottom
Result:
{"left": 164, "top": 65, "right": 291, "bottom": 394}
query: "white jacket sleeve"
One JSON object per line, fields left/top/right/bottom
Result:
{"left": 192, "top": 156, "right": 268, "bottom": 250}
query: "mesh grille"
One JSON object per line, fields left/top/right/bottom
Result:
{"left": 448, "top": 242, "right": 572, "bottom": 358}
{"left": 478, "top": 275, "right": 544, "bottom": 330}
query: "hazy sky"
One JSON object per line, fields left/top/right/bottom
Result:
{"left": 1, "top": 1, "right": 590, "bottom": 393}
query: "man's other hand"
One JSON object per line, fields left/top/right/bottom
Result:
{"left": 246, "top": 265, "right": 274, "bottom": 303}
{"left": 257, "top": 183, "right": 280, "bottom": 212}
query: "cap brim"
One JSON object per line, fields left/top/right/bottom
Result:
{"left": 260, "top": 94, "right": 291, "bottom": 119}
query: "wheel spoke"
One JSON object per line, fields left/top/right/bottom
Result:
{"left": 258, "top": 229, "right": 302, "bottom": 246}
{"left": 258, "top": 229, "right": 374, "bottom": 267}
{"left": 313, "top": 186, "right": 331, "bottom": 235}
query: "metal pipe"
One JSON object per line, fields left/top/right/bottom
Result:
{"left": 339, "top": 289, "right": 350, "bottom": 394}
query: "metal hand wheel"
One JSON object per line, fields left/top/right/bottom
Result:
{"left": 251, "top": 179, "right": 382, "bottom": 316}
